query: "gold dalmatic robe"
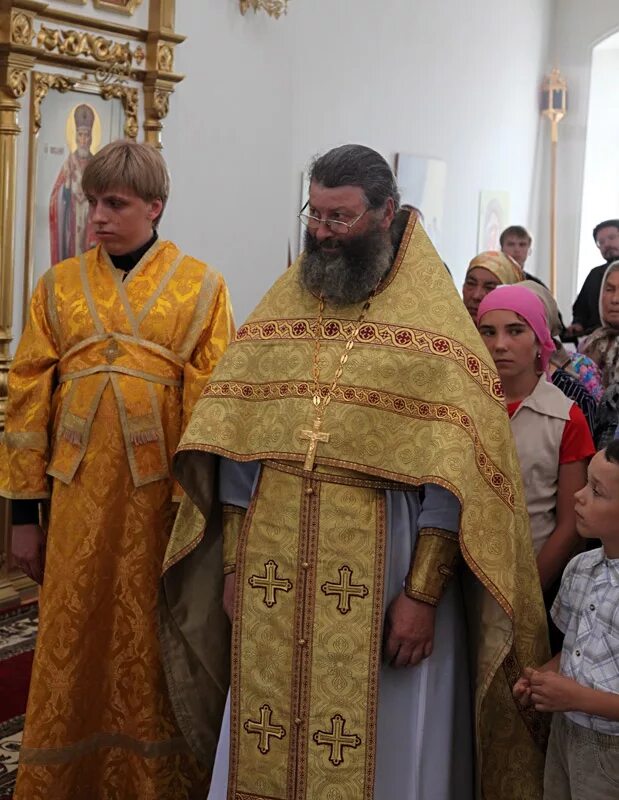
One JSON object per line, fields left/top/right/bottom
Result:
{"left": 161, "top": 218, "right": 550, "bottom": 799}
{"left": 0, "top": 240, "right": 234, "bottom": 799}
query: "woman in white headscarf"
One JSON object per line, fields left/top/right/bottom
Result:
{"left": 582, "top": 260, "right": 619, "bottom": 389}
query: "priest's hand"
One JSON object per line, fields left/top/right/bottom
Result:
{"left": 223, "top": 571, "right": 236, "bottom": 623}
{"left": 12, "top": 524, "right": 46, "bottom": 585}
{"left": 384, "top": 591, "right": 436, "bottom": 668}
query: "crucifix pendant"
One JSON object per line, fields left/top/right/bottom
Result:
{"left": 300, "top": 415, "right": 330, "bottom": 471}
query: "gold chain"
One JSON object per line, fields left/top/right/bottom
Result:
{"left": 311, "top": 292, "right": 375, "bottom": 414}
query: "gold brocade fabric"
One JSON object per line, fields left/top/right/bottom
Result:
{"left": 0, "top": 241, "right": 234, "bottom": 799}
{"left": 165, "top": 218, "right": 550, "bottom": 799}
{"left": 230, "top": 464, "right": 387, "bottom": 799}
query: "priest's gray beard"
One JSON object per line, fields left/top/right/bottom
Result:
{"left": 299, "top": 224, "right": 394, "bottom": 306}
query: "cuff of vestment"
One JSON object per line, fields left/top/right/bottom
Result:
{"left": 404, "top": 527, "right": 460, "bottom": 607}
{"left": 223, "top": 503, "right": 245, "bottom": 574}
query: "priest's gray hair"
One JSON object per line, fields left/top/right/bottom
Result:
{"left": 309, "top": 144, "right": 400, "bottom": 211}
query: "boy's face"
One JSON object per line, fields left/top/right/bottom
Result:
{"left": 86, "top": 188, "right": 162, "bottom": 256}
{"left": 501, "top": 235, "right": 531, "bottom": 268}
{"left": 575, "top": 450, "right": 619, "bottom": 555}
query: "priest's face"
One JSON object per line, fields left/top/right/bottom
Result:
{"left": 87, "top": 188, "right": 163, "bottom": 255}
{"left": 300, "top": 181, "right": 395, "bottom": 306}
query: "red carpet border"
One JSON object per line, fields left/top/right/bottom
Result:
{"left": 0, "top": 603, "right": 37, "bottom": 799}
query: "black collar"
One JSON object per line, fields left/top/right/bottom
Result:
{"left": 109, "top": 231, "right": 158, "bottom": 272}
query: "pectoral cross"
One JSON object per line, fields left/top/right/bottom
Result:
{"left": 300, "top": 415, "right": 330, "bottom": 471}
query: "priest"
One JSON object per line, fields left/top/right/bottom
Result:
{"left": 161, "top": 144, "right": 550, "bottom": 799}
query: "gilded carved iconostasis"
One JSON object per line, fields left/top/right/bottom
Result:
{"left": 0, "top": 0, "right": 184, "bottom": 605}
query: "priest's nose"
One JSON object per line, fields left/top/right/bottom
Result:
{"left": 314, "top": 220, "right": 335, "bottom": 243}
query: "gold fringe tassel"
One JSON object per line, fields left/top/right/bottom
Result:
{"left": 130, "top": 429, "right": 160, "bottom": 445}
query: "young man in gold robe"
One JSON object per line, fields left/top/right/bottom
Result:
{"left": 160, "top": 145, "right": 550, "bottom": 799}
{"left": 0, "top": 141, "right": 234, "bottom": 799}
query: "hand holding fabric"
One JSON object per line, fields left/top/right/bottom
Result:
{"left": 526, "top": 667, "right": 582, "bottom": 713}
{"left": 512, "top": 674, "right": 533, "bottom": 707}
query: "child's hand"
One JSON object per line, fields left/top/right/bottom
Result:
{"left": 512, "top": 674, "right": 532, "bottom": 707}
{"left": 527, "top": 668, "right": 583, "bottom": 712}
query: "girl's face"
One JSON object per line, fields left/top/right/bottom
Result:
{"left": 478, "top": 309, "right": 539, "bottom": 380}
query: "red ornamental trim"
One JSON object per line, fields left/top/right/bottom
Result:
{"left": 203, "top": 380, "right": 515, "bottom": 508}
{"left": 234, "top": 319, "right": 503, "bottom": 403}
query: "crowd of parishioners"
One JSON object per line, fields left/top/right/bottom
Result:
{"left": 460, "top": 219, "right": 619, "bottom": 653}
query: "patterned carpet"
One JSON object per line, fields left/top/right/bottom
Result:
{"left": 0, "top": 603, "right": 37, "bottom": 800}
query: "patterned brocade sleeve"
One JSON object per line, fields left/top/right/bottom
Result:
{"left": 404, "top": 529, "right": 460, "bottom": 606}
{"left": 0, "top": 276, "right": 59, "bottom": 500}
{"left": 172, "top": 278, "right": 234, "bottom": 502}
{"left": 182, "top": 278, "right": 235, "bottom": 428}
{"left": 404, "top": 484, "right": 461, "bottom": 607}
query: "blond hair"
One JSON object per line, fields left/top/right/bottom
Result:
{"left": 81, "top": 140, "right": 170, "bottom": 227}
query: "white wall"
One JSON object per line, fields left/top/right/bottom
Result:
{"left": 163, "top": 3, "right": 293, "bottom": 324}
{"left": 541, "top": 0, "right": 619, "bottom": 319}
{"left": 167, "top": 0, "right": 554, "bottom": 319}
{"left": 286, "top": 0, "right": 554, "bottom": 291}
{"left": 577, "top": 40, "right": 619, "bottom": 286}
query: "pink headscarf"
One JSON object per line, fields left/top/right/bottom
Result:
{"left": 477, "top": 285, "right": 556, "bottom": 371}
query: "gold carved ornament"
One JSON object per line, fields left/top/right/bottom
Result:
{"left": 300, "top": 290, "right": 377, "bottom": 471}
{"left": 10, "top": 11, "right": 35, "bottom": 46}
{"left": 240, "top": 0, "right": 290, "bottom": 19}
{"left": 151, "top": 88, "right": 170, "bottom": 120}
{"left": 93, "top": 0, "right": 143, "bottom": 15}
{"left": 32, "top": 74, "right": 78, "bottom": 132}
{"left": 157, "top": 43, "right": 174, "bottom": 73}
{"left": 35, "top": 25, "right": 144, "bottom": 71}
{"left": 6, "top": 69, "right": 29, "bottom": 99}
{"left": 99, "top": 82, "right": 139, "bottom": 139}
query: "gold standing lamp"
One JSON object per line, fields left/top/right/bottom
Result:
{"left": 541, "top": 68, "right": 568, "bottom": 297}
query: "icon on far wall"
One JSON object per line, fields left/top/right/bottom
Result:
{"left": 32, "top": 85, "right": 124, "bottom": 295}
{"left": 478, "top": 190, "right": 510, "bottom": 252}
{"left": 49, "top": 103, "right": 101, "bottom": 265}
{"left": 395, "top": 153, "right": 447, "bottom": 249}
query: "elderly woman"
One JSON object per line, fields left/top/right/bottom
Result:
{"left": 461, "top": 251, "right": 524, "bottom": 320}
{"left": 520, "top": 280, "right": 600, "bottom": 432}
{"left": 581, "top": 260, "right": 619, "bottom": 446}
{"left": 582, "top": 259, "right": 619, "bottom": 389}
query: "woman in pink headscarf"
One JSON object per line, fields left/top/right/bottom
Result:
{"left": 477, "top": 285, "right": 594, "bottom": 651}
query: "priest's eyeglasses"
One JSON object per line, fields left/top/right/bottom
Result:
{"left": 298, "top": 202, "right": 368, "bottom": 235}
